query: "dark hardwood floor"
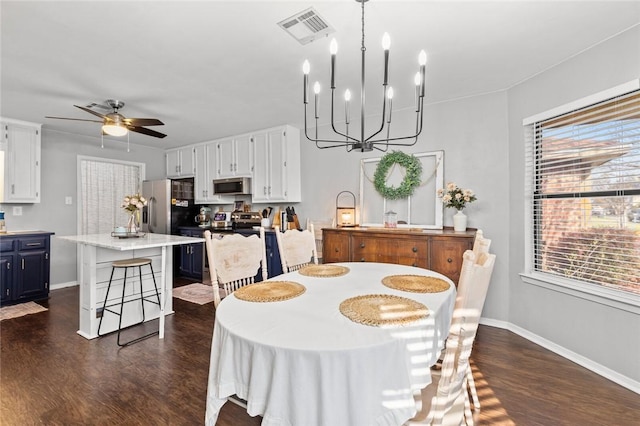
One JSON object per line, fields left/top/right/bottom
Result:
{"left": 1, "top": 283, "right": 638, "bottom": 425}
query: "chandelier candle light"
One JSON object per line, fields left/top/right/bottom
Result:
{"left": 303, "top": 0, "right": 427, "bottom": 152}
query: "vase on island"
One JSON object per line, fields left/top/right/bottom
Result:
{"left": 453, "top": 209, "right": 467, "bottom": 232}
{"left": 126, "top": 211, "right": 140, "bottom": 234}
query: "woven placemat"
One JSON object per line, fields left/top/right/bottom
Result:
{"left": 234, "top": 281, "right": 306, "bottom": 303}
{"left": 298, "top": 264, "right": 350, "bottom": 277}
{"left": 339, "top": 294, "right": 429, "bottom": 327}
{"left": 382, "top": 275, "right": 450, "bottom": 293}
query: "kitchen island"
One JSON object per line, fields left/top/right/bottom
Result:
{"left": 59, "top": 233, "right": 204, "bottom": 340}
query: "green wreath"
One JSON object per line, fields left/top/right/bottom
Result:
{"left": 373, "top": 151, "right": 422, "bottom": 200}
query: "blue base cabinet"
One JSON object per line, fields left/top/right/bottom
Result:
{"left": 0, "top": 231, "right": 54, "bottom": 306}
{"left": 177, "top": 228, "right": 205, "bottom": 281}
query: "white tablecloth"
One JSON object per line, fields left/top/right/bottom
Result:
{"left": 205, "top": 262, "right": 456, "bottom": 426}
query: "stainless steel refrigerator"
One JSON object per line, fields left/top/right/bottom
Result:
{"left": 141, "top": 178, "right": 198, "bottom": 234}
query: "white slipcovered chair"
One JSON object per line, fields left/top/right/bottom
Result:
{"left": 305, "top": 217, "right": 335, "bottom": 263}
{"left": 275, "top": 224, "right": 318, "bottom": 273}
{"left": 466, "top": 229, "right": 492, "bottom": 409}
{"left": 407, "top": 249, "right": 496, "bottom": 425}
{"left": 204, "top": 229, "right": 268, "bottom": 308}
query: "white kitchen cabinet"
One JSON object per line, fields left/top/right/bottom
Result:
{"left": 194, "top": 143, "right": 233, "bottom": 204}
{"left": 166, "top": 146, "right": 194, "bottom": 178}
{"left": 215, "top": 135, "right": 253, "bottom": 179}
{"left": 1, "top": 118, "right": 41, "bottom": 203}
{"left": 252, "top": 125, "right": 301, "bottom": 203}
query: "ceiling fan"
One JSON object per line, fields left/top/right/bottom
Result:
{"left": 46, "top": 99, "right": 167, "bottom": 138}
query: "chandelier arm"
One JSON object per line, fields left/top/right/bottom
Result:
{"left": 330, "top": 89, "right": 361, "bottom": 144}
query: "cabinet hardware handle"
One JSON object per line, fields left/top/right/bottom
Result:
{"left": 11, "top": 184, "right": 15, "bottom": 194}
{"left": 335, "top": 248, "right": 339, "bottom": 252}
{"left": 6, "top": 262, "right": 10, "bottom": 270}
{"left": 22, "top": 259, "right": 25, "bottom": 269}
{"left": 230, "top": 164, "right": 233, "bottom": 171}
{"left": 26, "top": 243, "right": 40, "bottom": 246}
{"left": 412, "top": 262, "right": 417, "bottom": 267}
{"left": 447, "top": 258, "right": 453, "bottom": 263}
{"left": 5, "top": 289, "right": 8, "bottom": 296}
{"left": 360, "top": 242, "right": 365, "bottom": 248}
{"left": 45, "top": 253, "right": 49, "bottom": 260}
{"left": 412, "top": 247, "right": 418, "bottom": 253}
{"left": 360, "top": 258, "right": 366, "bottom": 262}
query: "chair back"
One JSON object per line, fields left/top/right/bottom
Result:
{"left": 452, "top": 249, "right": 496, "bottom": 335}
{"left": 472, "top": 229, "right": 491, "bottom": 259}
{"left": 276, "top": 224, "right": 318, "bottom": 273}
{"left": 306, "top": 218, "right": 335, "bottom": 262}
{"left": 204, "top": 229, "right": 268, "bottom": 308}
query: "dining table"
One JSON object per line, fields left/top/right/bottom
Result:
{"left": 205, "top": 262, "right": 456, "bottom": 426}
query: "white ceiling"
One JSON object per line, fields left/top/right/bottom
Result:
{"left": 2, "top": 1, "right": 639, "bottom": 150}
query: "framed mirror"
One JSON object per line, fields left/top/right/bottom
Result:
{"left": 359, "top": 151, "right": 444, "bottom": 229}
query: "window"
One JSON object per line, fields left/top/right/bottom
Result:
{"left": 525, "top": 87, "right": 640, "bottom": 296}
{"left": 78, "top": 157, "right": 145, "bottom": 234}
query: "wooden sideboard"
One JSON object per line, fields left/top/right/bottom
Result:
{"left": 322, "top": 227, "right": 477, "bottom": 284}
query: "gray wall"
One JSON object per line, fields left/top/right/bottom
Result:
{"left": 294, "top": 91, "right": 511, "bottom": 322}
{"left": 507, "top": 26, "right": 640, "bottom": 383}
{"left": 0, "top": 130, "right": 165, "bottom": 284}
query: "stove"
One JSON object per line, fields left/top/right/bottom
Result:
{"left": 231, "top": 211, "right": 263, "bottom": 229}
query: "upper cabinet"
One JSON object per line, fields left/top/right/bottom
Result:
{"left": 215, "top": 135, "right": 253, "bottom": 179}
{"left": 0, "top": 118, "right": 42, "bottom": 203}
{"left": 193, "top": 143, "right": 233, "bottom": 205}
{"left": 252, "top": 125, "right": 301, "bottom": 203}
{"left": 175, "top": 124, "right": 301, "bottom": 204}
{"left": 166, "top": 146, "right": 195, "bottom": 178}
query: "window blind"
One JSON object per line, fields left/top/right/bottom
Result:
{"left": 526, "top": 90, "right": 640, "bottom": 295}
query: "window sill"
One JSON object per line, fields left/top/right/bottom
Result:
{"left": 520, "top": 272, "right": 640, "bottom": 315}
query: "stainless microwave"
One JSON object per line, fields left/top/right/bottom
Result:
{"left": 213, "top": 177, "right": 252, "bottom": 195}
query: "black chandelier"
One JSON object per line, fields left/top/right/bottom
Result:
{"left": 302, "top": 0, "right": 427, "bottom": 152}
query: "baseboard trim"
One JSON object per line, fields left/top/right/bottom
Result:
{"left": 479, "top": 318, "right": 639, "bottom": 394}
{"left": 51, "top": 281, "right": 78, "bottom": 291}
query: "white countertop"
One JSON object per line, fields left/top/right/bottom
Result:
{"left": 58, "top": 233, "right": 204, "bottom": 251}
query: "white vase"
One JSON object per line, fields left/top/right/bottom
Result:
{"left": 453, "top": 210, "right": 467, "bottom": 232}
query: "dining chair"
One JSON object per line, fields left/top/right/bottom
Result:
{"left": 305, "top": 217, "right": 335, "bottom": 263}
{"left": 467, "top": 229, "right": 492, "bottom": 409}
{"left": 275, "top": 224, "right": 318, "bottom": 273}
{"left": 204, "top": 229, "right": 268, "bottom": 308}
{"left": 408, "top": 249, "right": 496, "bottom": 425}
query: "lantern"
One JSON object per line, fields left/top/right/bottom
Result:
{"left": 336, "top": 191, "right": 357, "bottom": 227}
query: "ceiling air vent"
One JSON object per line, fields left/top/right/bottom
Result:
{"left": 277, "top": 7, "right": 335, "bottom": 45}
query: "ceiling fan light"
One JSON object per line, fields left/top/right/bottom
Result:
{"left": 102, "top": 123, "right": 128, "bottom": 137}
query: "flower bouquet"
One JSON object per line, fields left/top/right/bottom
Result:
{"left": 437, "top": 182, "right": 477, "bottom": 211}
{"left": 121, "top": 194, "right": 147, "bottom": 233}
{"left": 437, "top": 183, "right": 477, "bottom": 231}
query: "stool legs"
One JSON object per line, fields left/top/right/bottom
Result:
{"left": 97, "top": 261, "right": 161, "bottom": 347}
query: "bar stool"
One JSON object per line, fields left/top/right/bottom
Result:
{"left": 97, "top": 257, "right": 161, "bottom": 346}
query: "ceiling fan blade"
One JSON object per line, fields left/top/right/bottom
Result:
{"left": 45, "top": 116, "right": 103, "bottom": 123}
{"left": 126, "top": 125, "right": 167, "bottom": 139}
{"left": 124, "top": 118, "right": 164, "bottom": 127}
{"left": 74, "top": 104, "right": 107, "bottom": 120}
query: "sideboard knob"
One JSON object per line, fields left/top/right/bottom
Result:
{"left": 447, "top": 258, "right": 453, "bottom": 263}
{"left": 412, "top": 247, "right": 418, "bottom": 253}
{"left": 360, "top": 258, "right": 366, "bottom": 262}
{"left": 360, "top": 242, "right": 365, "bottom": 248}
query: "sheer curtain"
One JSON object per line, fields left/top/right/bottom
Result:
{"left": 78, "top": 157, "right": 145, "bottom": 234}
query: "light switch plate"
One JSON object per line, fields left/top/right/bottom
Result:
{"left": 13, "top": 206, "right": 22, "bottom": 216}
